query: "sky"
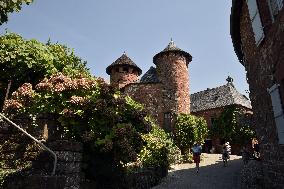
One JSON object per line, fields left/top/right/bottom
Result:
{"left": 0, "top": 0, "right": 249, "bottom": 96}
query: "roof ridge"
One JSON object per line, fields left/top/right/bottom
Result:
{"left": 191, "top": 83, "right": 229, "bottom": 96}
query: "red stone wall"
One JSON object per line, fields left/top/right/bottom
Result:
{"left": 239, "top": 1, "right": 284, "bottom": 187}
{"left": 192, "top": 108, "right": 223, "bottom": 129}
{"left": 123, "top": 83, "right": 164, "bottom": 126}
{"left": 110, "top": 67, "right": 139, "bottom": 88}
{"left": 155, "top": 53, "right": 190, "bottom": 114}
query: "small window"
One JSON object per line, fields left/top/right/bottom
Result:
{"left": 116, "top": 68, "right": 119, "bottom": 72}
{"left": 268, "top": 0, "right": 283, "bottom": 20}
{"left": 164, "top": 112, "right": 172, "bottom": 132}
{"left": 247, "top": 0, "right": 265, "bottom": 45}
{"left": 268, "top": 84, "right": 284, "bottom": 144}
{"left": 123, "top": 67, "right": 128, "bottom": 72}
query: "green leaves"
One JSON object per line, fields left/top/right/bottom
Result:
{"left": 0, "top": 0, "right": 34, "bottom": 25}
{"left": 174, "top": 114, "right": 208, "bottom": 155}
{"left": 0, "top": 32, "right": 90, "bottom": 108}
{"left": 209, "top": 105, "right": 255, "bottom": 145}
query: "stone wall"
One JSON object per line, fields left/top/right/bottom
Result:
{"left": 0, "top": 115, "right": 84, "bottom": 189}
{"left": 239, "top": 1, "right": 284, "bottom": 188}
{"left": 123, "top": 83, "right": 165, "bottom": 126}
{"left": 155, "top": 53, "right": 190, "bottom": 114}
{"left": 126, "top": 166, "right": 168, "bottom": 189}
{"left": 110, "top": 67, "right": 139, "bottom": 88}
{"left": 240, "top": 160, "right": 264, "bottom": 189}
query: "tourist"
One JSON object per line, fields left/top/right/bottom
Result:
{"left": 192, "top": 143, "right": 202, "bottom": 173}
{"left": 222, "top": 142, "right": 231, "bottom": 167}
{"left": 252, "top": 138, "right": 260, "bottom": 160}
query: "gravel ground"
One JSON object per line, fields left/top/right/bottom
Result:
{"left": 152, "top": 153, "right": 243, "bottom": 189}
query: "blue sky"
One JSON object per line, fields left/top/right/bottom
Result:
{"left": 0, "top": 0, "right": 249, "bottom": 96}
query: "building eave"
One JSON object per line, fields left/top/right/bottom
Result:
{"left": 230, "top": 0, "right": 244, "bottom": 65}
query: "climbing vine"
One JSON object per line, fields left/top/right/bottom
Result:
{"left": 209, "top": 105, "right": 255, "bottom": 145}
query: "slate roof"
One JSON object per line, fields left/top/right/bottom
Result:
{"left": 106, "top": 53, "right": 142, "bottom": 75}
{"left": 153, "top": 40, "right": 192, "bottom": 64}
{"left": 190, "top": 82, "right": 252, "bottom": 113}
{"left": 140, "top": 66, "right": 159, "bottom": 83}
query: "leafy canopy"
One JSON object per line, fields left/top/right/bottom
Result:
{"left": 0, "top": 0, "right": 33, "bottom": 25}
{"left": 174, "top": 114, "right": 208, "bottom": 155}
{"left": 0, "top": 32, "right": 90, "bottom": 107}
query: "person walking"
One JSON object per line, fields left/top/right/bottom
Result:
{"left": 252, "top": 138, "right": 260, "bottom": 160}
{"left": 192, "top": 143, "right": 202, "bottom": 173}
{"left": 222, "top": 142, "right": 231, "bottom": 167}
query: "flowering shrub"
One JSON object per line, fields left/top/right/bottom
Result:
{"left": 0, "top": 32, "right": 90, "bottom": 109}
{"left": 3, "top": 73, "right": 152, "bottom": 187}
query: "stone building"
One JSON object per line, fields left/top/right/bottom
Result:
{"left": 190, "top": 77, "right": 252, "bottom": 153}
{"left": 106, "top": 40, "right": 252, "bottom": 138}
{"left": 231, "top": 0, "right": 284, "bottom": 187}
{"left": 106, "top": 40, "right": 192, "bottom": 132}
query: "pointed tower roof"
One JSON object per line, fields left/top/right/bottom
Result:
{"left": 106, "top": 52, "right": 142, "bottom": 75}
{"left": 153, "top": 39, "right": 192, "bottom": 65}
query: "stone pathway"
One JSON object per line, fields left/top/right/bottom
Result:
{"left": 152, "top": 153, "right": 243, "bottom": 189}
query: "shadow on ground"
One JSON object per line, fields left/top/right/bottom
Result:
{"left": 152, "top": 157, "right": 243, "bottom": 189}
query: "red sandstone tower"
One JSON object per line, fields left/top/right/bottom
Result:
{"left": 153, "top": 40, "right": 192, "bottom": 115}
{"left": 106, "top": 52, "right": 142, "bottom": 88}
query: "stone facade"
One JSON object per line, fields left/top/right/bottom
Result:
{"left": 231, "top": 0, "right": 284, "bottom": 188}
{"left": 0, "top": 115, "right": 84, "bottom": 189}
{"left": 190, "top": 81, "right": 252, "bottom": 153}
{"left": 154, "top": 53, "right": 190, "bottom": 115}
{"left": 106, "top": 53, "right": 142, "bottom": 89}
{"left": 107, "top": 40, "right": 192, "bottom": 131}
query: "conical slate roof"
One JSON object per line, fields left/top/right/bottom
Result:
{"left": 106, "top": 53, "right": 142, "bottom": 75}
{"left": 140, "top": 66, "right": 159, "bottom": 83}
{"left": 190, "top": 82, "right": 252, "bottom": 113}
{"left": 153, "top": 40, "right": 192, "bottom": 64}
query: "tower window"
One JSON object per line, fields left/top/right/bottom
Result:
{"left": 116, "top": 68, "right": 119, "bottom": 72}
{"left": 164, "top": 112, "right": 172, "bottom": 132}
{"left": 123, "top": 67, "right": 128, "bottom": 72}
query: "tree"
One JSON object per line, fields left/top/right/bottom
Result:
{"left": 174, "top": 114, "right": 208, "bottom": 155}
{"left": 0, "top": 0, "right": 33, "bottom": 25}
{"left": 195, "top": 116, "right": 208, "bottom": 144}
{"left": 0, "top": 32, "right": 90, "bottom": 108}
{"left": 210, "top": 105, "right": 255, "bottom": 146}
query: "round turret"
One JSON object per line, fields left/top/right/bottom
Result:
{"left": 106, "top": 53, "right": 142, "bottom": 88}
{"left": 153, "top": 40, "right": 192, "bottom": 114}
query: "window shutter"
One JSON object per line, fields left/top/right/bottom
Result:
{"left": 268, "top": 84, "right": 284, "bottom": 144}
{"left": 247, "top": 0, "right": 265, "bottom": 45}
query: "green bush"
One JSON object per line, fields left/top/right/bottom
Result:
{"left": 174, "top": 114, "right": 208, "bottom": 156}
{"left": 136, "top": 121, "right": 182, "bottom": 169}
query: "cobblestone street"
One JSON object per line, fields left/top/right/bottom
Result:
{"left": 152, "top": 154, "right": 242, "bottom": 189}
